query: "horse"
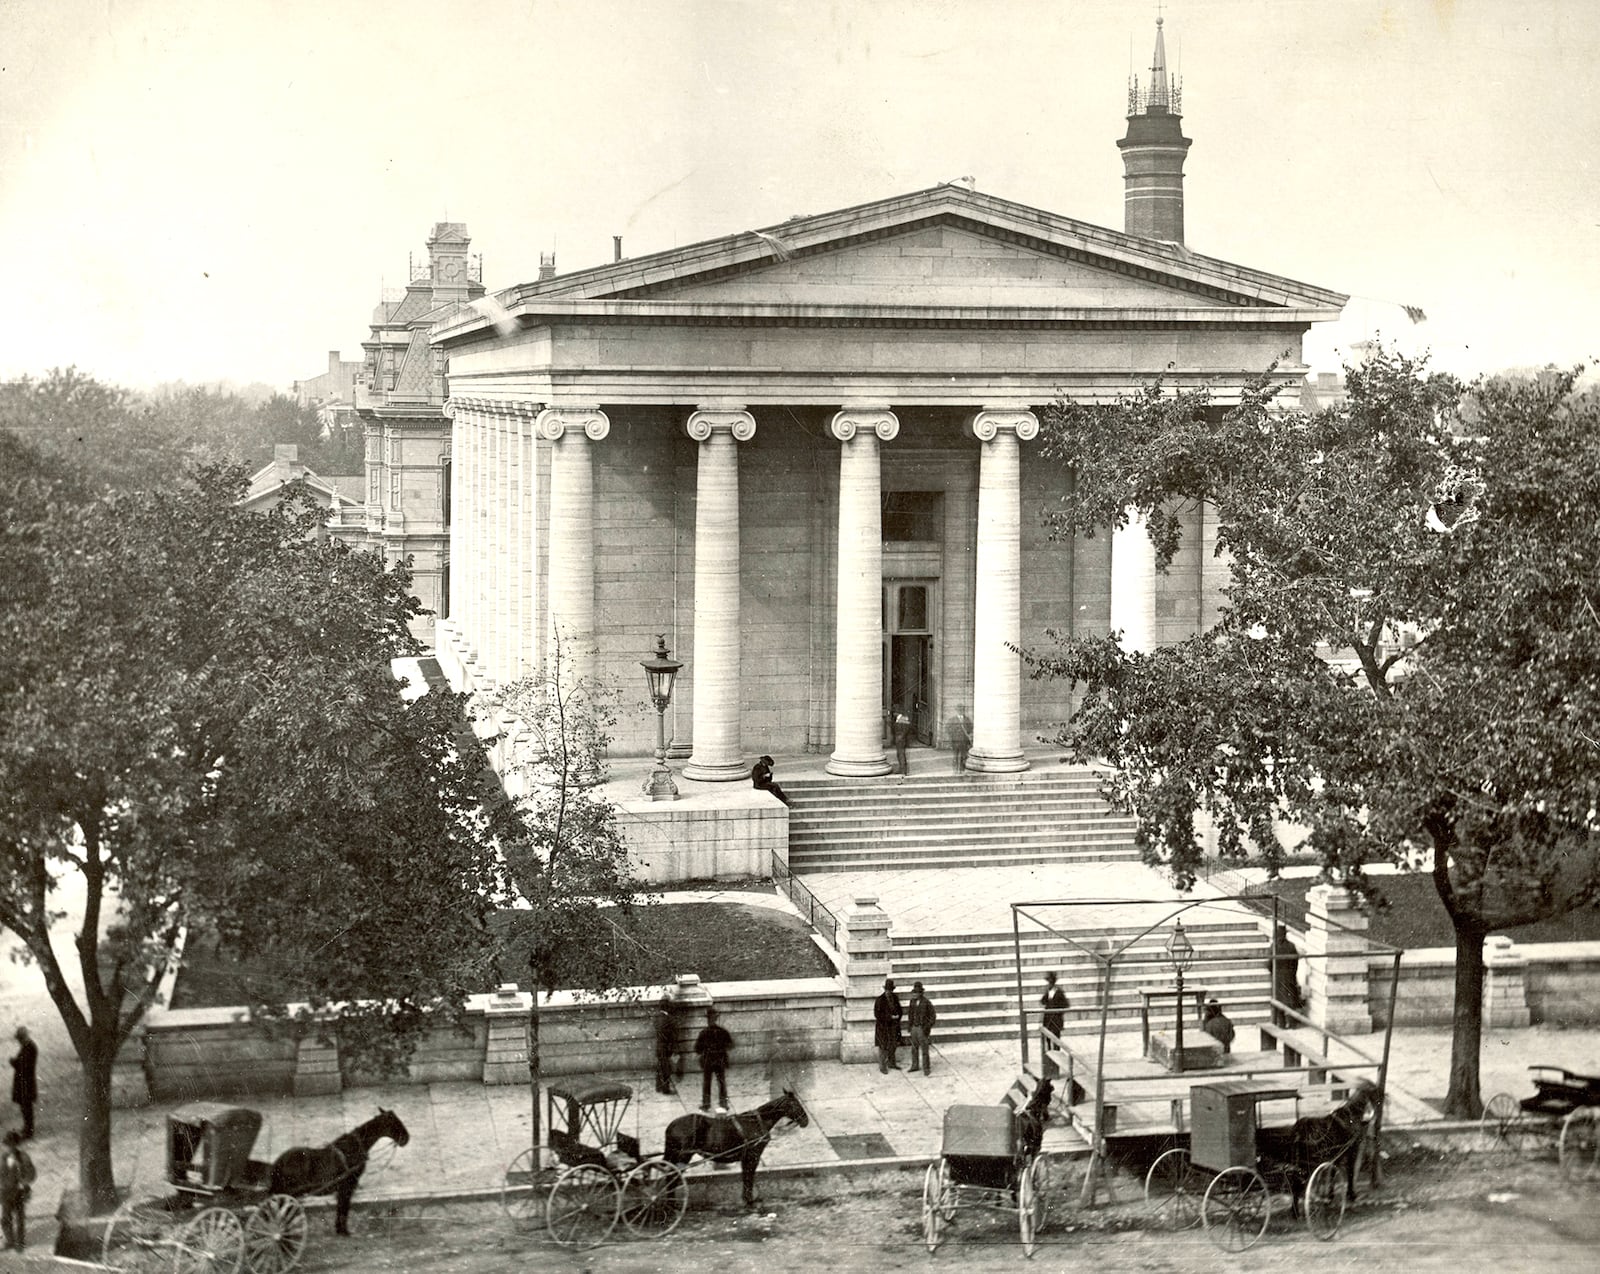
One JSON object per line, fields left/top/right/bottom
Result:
{"left": 1257, "top": 1080, "right": 1381, "bottom": 1219}
{"left": 662, "top": 1089, "right": 809, "bottom": 1207}
{"left": 268, "top": 1108, "right": 410, "bottom": 1235}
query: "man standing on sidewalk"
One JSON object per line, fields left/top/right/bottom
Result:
{"left": 906, "top": 982, "right": 937, "bottom": 1075}
{"left": 1039, "top": 972, "right": 1068, "bottom": 1079}
{"left": 874, "top": 978, "right": 903, "bottom": 1073}
{"left": 694, "top": 1008, "right": 733, "bottom": 1111}
{"left": 0, "top": 1130, "right": 33, "bottom": 1251}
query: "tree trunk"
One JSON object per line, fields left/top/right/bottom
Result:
{"left": 1443, "top": 918, "right": 1487, "bottom": 1119}
{"left": 78, "top": 1047, "right": 118, "bottom": 1214}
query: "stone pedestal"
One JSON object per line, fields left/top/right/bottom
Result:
{"left": 1482, "top": 936, "right": 1532, "bottom": 1028}
{"left": 109, "top": 1026, "right": 149, "bottom": 1109}
{"left": 1304, "top": 884, "right": 1372, "bottom": 1035}
{"left": 483, "top": 982, "right": 534, "bottom": 1085}
{"left": 293, "top": 1032, "right": 341, "bottom": 1097}
{"left": 840, "top": 897, "right": 893, "bottom": 1063}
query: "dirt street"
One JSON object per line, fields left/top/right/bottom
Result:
{"left": 284, "top": 1142, "right": 1600, "bottom": 1274}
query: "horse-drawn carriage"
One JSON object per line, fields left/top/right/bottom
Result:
{"left": 101, "top": 1101, "right": 410, "bottom": 1273}
{"left": 1143, "top": 1079, "right": 1379, "bottom": 1250}
{"left": 102, "top": 1103, "right": 309, "bottom": 1274}
{"left": 921, "top": 1104, "right": 1052, "bottom": 1258}
{"left": 500, "top": 1078, "right": 810, "bottom": 1250}
{"left": 1479, "top": 1065, "right": 1600, "bottom": 1180}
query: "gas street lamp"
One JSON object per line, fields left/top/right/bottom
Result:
{"left": 1166, "top": 919, "right": 1196, "bottom": 1072}
{"left": 640, "top": 635, "right": 683, "bottom": 801}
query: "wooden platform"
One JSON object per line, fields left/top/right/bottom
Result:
{"left": 1048, "top": 1029, "right": 1380, "bottom": 1141}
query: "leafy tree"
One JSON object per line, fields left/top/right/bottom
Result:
{"left": 496, "top": 638, "right": 651, "bottom": 1151}
{"left": 0, "top": 368, "right": 177, "bottom": 491}
{"left": 0, "top": 462, "right": 517, "bottom": 1210}
{"left": 1025, "top": 350, "right": 1600, "bottom": 1117}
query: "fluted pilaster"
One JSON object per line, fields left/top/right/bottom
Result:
{"left": 683, "top": 409, "right": 756, "bottom": 782}
{"left": 966, "top": 408, "right": 1037, "bottom": 773}
{"left": 1110, "top": 507, "right": 1157, "bottom": 653}
{"left": 827, "top": 407, "right": 898, "bottom": 777}
{"left": 537, "top": 407, "right": 609, "bottom": 689}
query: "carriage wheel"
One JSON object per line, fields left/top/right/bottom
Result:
{"left": 1560, "top": 1108, "right": 1600, "bottom": 1183}
{"left": 1478, "top": 1092, "right": 1524, "bottom": 1156}
{"left": 1018, "top": 1156, "right": 1048, "bottom": 1258}
{"left": 1201, "top": 1166, "right": 1270, "bottom": 1252}
{"left": 171, "top": 1206, "right": 246, "bottom": 1274}
{"left": 621, "top": 1158, "right": 688, "bottom": 1238}
{"left": 1305, "top": 1161, "right": 1347, "bottom": 1240}
{"left": 936, "top": 1155, "right": 956, "bottom": 1221}
{"left": 102, "top": 1197, "right": 178, "bottom": 1274}
{"left": 1144, "top": 1147, "right": 1203, "bottom": 1230}
{"left": 921, "top": 1163, "right": 945, "bottom": 1253}
{"left": 500, "top": 1147, "right": 547, "bottom": 1231}
{"left": 241, "top": 1195, "right": 307, "bottom": 1274}
{"left": 546, "top": 1164, "right": 620, "bottom": 1250}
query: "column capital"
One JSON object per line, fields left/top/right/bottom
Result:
{"left": 829, "top": 407, "right": 899, "bottom": 444}
{"left": 536, "top": 406, "right": 609, "bottom": 442}
{"left": 967, "top": 408, "right": 1039, "bottom": 443}
{"left": 685, "top": 408, "right": 756, "bottom": 442}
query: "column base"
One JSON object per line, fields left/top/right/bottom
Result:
{"left": 826, "top": 753, "right": 892, "bottom": 777}
{"left": 682, "top": 758, "right": 751, "bottom": 783}
{"left": 966, "top": 749, "right": 1029, "bottom": 774}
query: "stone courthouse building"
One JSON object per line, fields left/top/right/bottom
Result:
{"left": 432, "top": 19, "right": 1346, "bottom": 778}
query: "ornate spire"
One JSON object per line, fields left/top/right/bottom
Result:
{"left": 1127, "top": 15, "right": 1183, "bottom": 117}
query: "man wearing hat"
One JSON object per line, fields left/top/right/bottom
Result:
{"left": 0, "top": 1129, "right": 33, "bottom": 1251}
{"left": 1201, "top": 998, "right": 1235, "bottom": 1054}
{"left": 694, "top": 1007, "right": 734, "bottom": 1111}
{"left": 873, "top": 978, "right": 903, "bottom": 1073}
{"left": 906, "top": 981, "right": 937, "bottom": 1075}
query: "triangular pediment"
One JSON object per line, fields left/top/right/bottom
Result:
{"left": 513, "top": 186, "right": 1346, "bottom": 313}
{"left": 634, "top": 221, "right": 1225, "bottom": 309}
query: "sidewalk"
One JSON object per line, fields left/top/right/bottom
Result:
{"left": 18, "top": 1018, "right": 1600, "bottom": 1246}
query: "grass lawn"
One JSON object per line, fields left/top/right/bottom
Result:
{"left": 1243, "top": 873, "right": 1600, "bottom": 948}
{"left": 171, "top": 896, "right": 835, "bottom": 1010}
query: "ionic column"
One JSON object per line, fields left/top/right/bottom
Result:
{"left": 683, "top": 409, "right": 755, "bottom": 782}
{"left": 1110, "top": 507, "right": 1158, "bottom": 652}
{"left": 827, "top": 407, "right": 897, "bottom": 777}
{"left": 967, "top": 408, "right": 1037, "bottom": 773}
{"left": 536, "top": 407, "right": 609, "bottom": 689}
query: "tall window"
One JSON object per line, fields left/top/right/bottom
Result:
{"left": 441, "top": 457, "right": 452, "bottom": 526}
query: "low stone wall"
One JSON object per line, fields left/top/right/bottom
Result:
{"left": 136, "top": 975, "right": 842, "bottom": 1105}
{"left": 1369, "top": 940, "right": 1600, "bottom": 1029}
{"left": 617, "top": 792, "right": 789, "bottom": 884}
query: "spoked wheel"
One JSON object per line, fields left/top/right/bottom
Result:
{"left": 500, "top": 1147, "right": 548, "bottom": 1231}
{"left": 936, "top": 1156, "right": 956, "bottom": 1221}
{"left": 1305, "top": 1161, "right": 1348, "bottom": 1240}
{"left": 172, "top": 1205, "right": 245, "bottom": 1274}
{"left": 1201, "top": 1166, "right": 1270, "bottom": 1252}
{"left": 103, "top": 1198, "right": 179, "bottom": 1274}
{"left": 1478, "top": 1092, "right": 1524, "bottom": 1156}
{"left": 546, "top": 1164, "right": 620, "bottom": 1250}
{"left": 242, "top": 1195, "right": 307, "bottom": 1274}
{"left": 620, "top": 1158, "right": 688, "bottom": 1238}
{"left": 1560, "top": 1108, "right": 1600, "bottom": 1183}
{"left": 1144, "top": 1147, "right": 1204, "bottom": 1230}
{"left": 1018, "top": 1155, "right": 1048, "bottom": 1258}
{"left": 921, "top": 1162, "right": 946, "bottom": 1253}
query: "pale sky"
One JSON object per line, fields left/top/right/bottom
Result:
{"left": 2, "top": 0, "right": 1597, "bottom": 390}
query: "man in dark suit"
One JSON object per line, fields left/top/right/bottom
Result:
{"left": 9, "top": 1030, "right": 35, "bottom": 1140}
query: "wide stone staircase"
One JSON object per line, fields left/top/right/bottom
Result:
{"left": 782, "top": 767, "right": 1144, "bottom": 873}
{"left": 888, "top": 918, "right": 1273, "bottom": 1042}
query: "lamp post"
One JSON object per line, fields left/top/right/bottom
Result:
{"left": 1166, "top": 919, "right": 1195, "bottom": 1073}
{"left": 640, "top": 635, "right": 683, "bottom": 801}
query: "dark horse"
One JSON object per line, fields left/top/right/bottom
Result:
{"left": 1258, "top": 1080, "right": 1381, "bottom": 1218}
{"left": 663, "top": 1090, "right": 809, "bottom": 1207}
{"left": 268, "top": 1108, "right": 410, "bottom": 1235}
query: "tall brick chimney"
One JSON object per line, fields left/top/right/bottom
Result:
{"left": 1117, "top": 17, "right": 1192, "bottom": 243}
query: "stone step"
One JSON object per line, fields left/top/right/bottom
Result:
{"left": 788, "top": 848, "right": 1143, "bottom": 872}
{"left": 790, "top": 810, "right": 1136, "bottom": 836}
